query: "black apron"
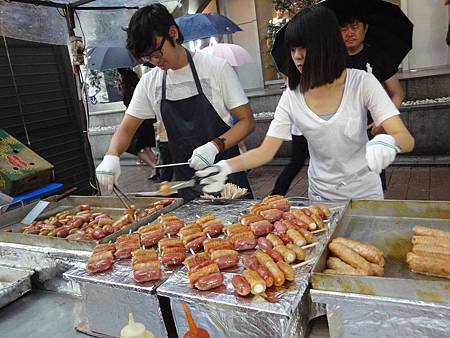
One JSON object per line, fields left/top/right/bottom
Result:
{"left": 160, "top": 49, "right": 252, "bottom": 202}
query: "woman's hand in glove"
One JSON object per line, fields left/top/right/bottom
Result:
{"left": 366, "top": 134, "right": 400, "bottom": 174}
{"left": 196, "top": 160, "right": 232, "bottom": 193}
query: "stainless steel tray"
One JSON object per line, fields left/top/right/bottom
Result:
{"left": 0, "top": 196, "right": 182, "bottom": 251}
{"left": 312, "top": 199, "right": 450, "bottom": 305}
{"left": 0, "top": 265, "right": 34, "bottom": 308}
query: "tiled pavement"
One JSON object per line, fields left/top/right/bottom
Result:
{"left": 119, "top": 164, "right": 450, "bottom": 201}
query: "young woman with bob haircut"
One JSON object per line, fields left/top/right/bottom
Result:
{"left": 197, "top": 5, "right": 414, "bottom": 201}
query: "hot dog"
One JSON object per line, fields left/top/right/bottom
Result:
{"left": 278, "top": 233, "right": 293, "bottom": 245}
{"left": 412, "top": 235, "right": 450, "bottom": 249}
{"left": 259, "top": 209, "right": 283, "bottom": 223}
{"left": 228, "top": 231, "right": 257, "bottom": 251}
{"left": 243, "top": 269, "right": 266, "bottom": 295}
{"left": 203, "top": 224, "right": 225, "bottom": 236}
{"left": 276, "top": 261, "right": 295, "bottom": 281}
{"left": 183, "top": 252, "right": 210, "bottom": 270}
{"left": 133, "top": 261, "right": 163, "bottom": 283}
{"left": 93, "top": 243, "right": 116, "bottom": 255}
{"left": 179, "top": 224, "right": 203, "bottom": 238}
{"left": 257, "top": 237, "right": 273, "bottom": 251}
{"left": 163, "top": 220, "right": 184, "bottom": 235}
{"left": 407, "top": 252, "right": 450, "bottom": 278}
{"left": 286, "top": 244, "right": 306, "bottom": 261}
{"left": 195, "top": 213, "right": 215, "bottom": 225}
{"left": 286, "top": 229, "right": 306, "bottom": 247}
{"left": 242, "top": 256, "right": 274, "bottom": 288}
{"left": 265, "top": 248, "right": 283, "bottom": 262}
{"left": 161, "top": 252, "right": 186, "bottom": 266}
{"left": 210, "top": 249, "right": 239, "bottom": 270}
{"left": 266, "top": 234, "right": 284, "bottom": 248}
{"left": 311, "top": 204, "right": 331, "bottom": 218}
{"left": 238, "top": 214, "right": 263, "bottom": 226}
{"left": 188, "top": 262, "right": 220, "bottom": 284}
{"left": 158, "top": 238, "right": 184, "bottom": 251}
{"left": 412, "top": 244, "right": 450, "bottom": 260}
{"left": 273, "top": 245, "right": 296, "bottom": 263}
{"left": 141, "top": 230, "right": 165, "bottom": 247}
{"left": 203, "top": 238, "right": 233, "bottom": 253}
{"left": 273, "top": 221, "right": 288, "bottom": 235}
{"left": 296, "top": 228, "right": 314, "bottom": 244}
{"left": 332, "top": 237, "right": 384, "bottom": 266}
{"left": 282, "top": 212, "right": 308, "bottom": 229}
{"left": 326, "top": 257, "right": 369, "bottom": 276}
{"left": 194, "top": 272, "right": 224, "bottom": 291}
{"left": 131, "top": 249, "right": 158, "bottom": 262}
{"left": 262, "top": 195, "right": 291, "bottom": 212}
{"left": 254, "top": 250, "right": 285, "bottom": 286}
{"left": 232, "top": 275, "right": 251, "bottom": 296}
{"left": 138, "top": 224, "right": 163, "bottom": 234}
{"left": 249, "top": 220, "right": 274, "bottom": 236}
{"left": 86, "top": 251, "right": 114, "bottom": 273}
{"left": 116, "top": 233, "right": 141, "bottom": 243}
{"left": 291, "top": 210, "right": 317, "bottom": 230}
{"left": 328, "top": 242, "right": 373, "bottom": 275}
{"left": 185, "top": 234, "right": 207, "bottom": 252}
{"left": 307, "top": 205, "right": 325, "bottom": 219}
{"left": 225, "top": 223, "right": 249, "bottom": 236}
{"left": 412, "top": 225, "right": 450, "bottom": 240}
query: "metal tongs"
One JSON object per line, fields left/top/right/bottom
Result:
{"left": 113, "top": 184, "right": 136, "bottom": 209}
{"left": 134, "top": 178, "right": 198, "bottom": 197}
{"left": 135, "top": 167, "right": 220, "bottom": 197}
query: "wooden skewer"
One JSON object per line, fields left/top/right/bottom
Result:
{"left": 311, "top": 228, "right": 327, "bottom": 234}
{"left": 190, "top": 248, "right": 195, "bottom": 255}
{"left": 292, "top": 258, "right": 315, "bottom": 269}
{"left": 301, "top": 242, "right": 319, "bottom": 249}
{"left": 206, "top": 233, "right": 211, "bottom": 239}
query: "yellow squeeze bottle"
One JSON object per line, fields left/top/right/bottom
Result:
{"left": 120, "top": 312, "right": 155, "bottom": 338}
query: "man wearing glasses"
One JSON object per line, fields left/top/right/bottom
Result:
{"left": 96, "top": 4, "right": 255, "bottom": 201}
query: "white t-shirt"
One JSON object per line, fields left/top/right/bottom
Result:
{"left": 126, "top": 51, "right": 248, "bottom": 127}
{"left": 267, "top": 69, "right": 400, "bottom": 201}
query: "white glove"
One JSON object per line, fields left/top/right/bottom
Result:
{"left": 96, "top": 155, "right": 121, "bottom": 193}
{"left": 196, "top": 160, "right": 232, "bottom": 194}
{"left": 366, "top": 134, "right": 399, "bottom": 174}
{"left": 189, "top": 142, "right": 219, "bottom": 170}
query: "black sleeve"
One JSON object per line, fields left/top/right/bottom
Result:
{"left": 122, "top": 90, "right": 133, "bottom": 108}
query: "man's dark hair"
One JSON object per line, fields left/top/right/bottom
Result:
{"left": 126, "top": 3, "right": 184, "bottom": 60}
{"left": 284, "top": 5, "right": 347, "bottom": 92}
{"left": 324, "top": 0, "right": 368, "bottom": 27}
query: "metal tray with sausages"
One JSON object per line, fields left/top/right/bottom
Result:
{"left": 0, "top": 195, "right": 183, "bottom": 252}
{"left": 312, "top": 199, "right": 450, "bottom": 306}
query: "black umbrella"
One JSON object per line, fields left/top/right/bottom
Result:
{"left": 271, "top": 0, "right": 413, "bottom": 77}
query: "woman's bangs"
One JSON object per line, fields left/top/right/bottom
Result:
{"left": 285, "top": 22, "right": 306, "bottom": 49}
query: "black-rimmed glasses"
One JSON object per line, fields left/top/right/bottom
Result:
{"left": 143, "top": 36, "right": 166, "bottom": 62}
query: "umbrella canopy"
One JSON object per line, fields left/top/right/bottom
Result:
{"left": 200, "top": 43, "right": 254, "bottom": 66}
{"left": 175, "top": 13, "right": 242, "bottom": 42}
{"left": 87, "top": 47, "right": 139, "bottom": 71}
{"left": 271, "top": 0, "right": 413, "bottom": 77}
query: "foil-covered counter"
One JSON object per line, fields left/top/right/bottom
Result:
{"left": 64, "top": 260, "right": 169, "bottom": 338}
{"left": 311, "top": 290, "right": 450, "bottom": 338}
{"left": 311, "top": 199, "right": 450, "bottom": 338}
{"left": 157, "top": 199, "right": 345, "bottom": 338}
{"left": 0, "top": 265, "right": 34, "bottom": 309}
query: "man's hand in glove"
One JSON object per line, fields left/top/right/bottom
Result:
{"left": 189, "top": 142, "right": 219, "bottom": 170}
{"left": 96, "top": 155, "right": 121, "bottom": 193}
{"left": 196, "top": 160, "right": 232, "bottom": 193}
{"left": 366, "top": 134, "right": 399, "bottom": 174}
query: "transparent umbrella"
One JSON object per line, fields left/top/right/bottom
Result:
{"left": 200, "top": 43, "right": 254, "bottom": 67}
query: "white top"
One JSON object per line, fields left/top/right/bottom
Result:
{"left": 267, "top": 69, "right": 400, "bottom": 201}
{"left": 126, "top": 52, "right": 249, "bottom": 127}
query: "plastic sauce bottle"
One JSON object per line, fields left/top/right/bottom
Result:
{"left": 182, "top": 303, "right": 210, "bottom": 338}
{"left": 120, "top": 312, "right": 155, "bottom": 338}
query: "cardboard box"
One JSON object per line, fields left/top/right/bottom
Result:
{"left": 0, "top": 130, "right": 54, "bottom": 196}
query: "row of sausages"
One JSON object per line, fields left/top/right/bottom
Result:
{"left": 407, "top": 225, "right": 450, "bottom": 278}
